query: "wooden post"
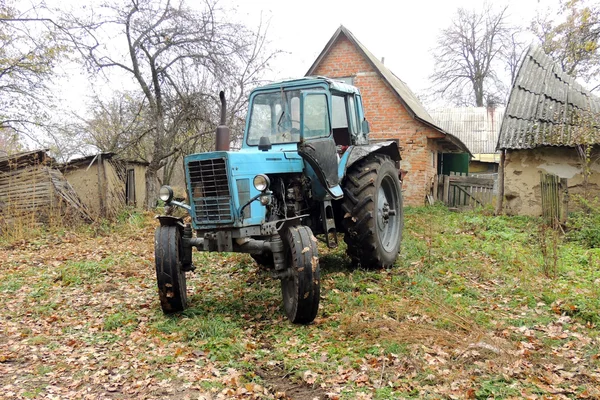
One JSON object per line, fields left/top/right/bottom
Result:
{"left": 495, "top": 150, "right": 505, "bottom": 215}
{"left": 433, "top": 175, "right": 439, "bottom": 201}
{"left": 443, "top": 175, "right": 450, "bottom": 205}
{"left": 97, "top": 154, "right": 106, "bottom": 218}
{"left": 560, "top": 177, "right": 568, "bottom": 224}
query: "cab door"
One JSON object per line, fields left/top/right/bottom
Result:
{"left": 297, "top": 91, "right": 342, "bottom": 199}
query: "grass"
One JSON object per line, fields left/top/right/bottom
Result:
{"left": 103, "top": 309, "right": 138, "bottom": 331}
{"left": 1, "top": 206, "right": 599, "bottom": 398}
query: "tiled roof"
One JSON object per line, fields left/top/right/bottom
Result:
{"left": 497, "top": 46, "right": 600, "bottom": 150}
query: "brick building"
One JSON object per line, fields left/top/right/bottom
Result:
{"left": 307, "top": 26, "right": 469, "bottom": 206}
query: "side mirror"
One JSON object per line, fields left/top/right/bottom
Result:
{"left": 361, "top": 119, "right": 370, "bottom": 134}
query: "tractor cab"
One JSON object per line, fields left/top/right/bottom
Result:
{"left": 243, "top": 77, "right": 369, "bottom": 150}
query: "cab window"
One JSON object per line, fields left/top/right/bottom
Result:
{"left": 303, "top": 93, "right": 330, "bottom": 139}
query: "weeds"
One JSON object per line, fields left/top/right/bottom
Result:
{"left": 567, "top": 196, "right": 600, "bottom": 248}
{"left": 538, "top": 222, "right": 560, "bottom": 278}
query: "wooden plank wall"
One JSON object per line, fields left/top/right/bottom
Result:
{"left": 0, "top": 165, "right": 91, "bottom": 227}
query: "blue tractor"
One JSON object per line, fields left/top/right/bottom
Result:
{"left": 155, "top": 77, "right": 403, "bottom": 324}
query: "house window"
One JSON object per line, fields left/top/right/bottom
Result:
{"left": 126, "top": 169, "right": 136, "bottom": 206}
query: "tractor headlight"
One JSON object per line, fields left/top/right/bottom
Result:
{"left": 159, "top": 185, "right": 174, "bottom": 203}
{"left": 259, "top": 193, "right": 272, "bottom": 205}
{"left": 253, "top": 174, "right": 270, "bottom": 192}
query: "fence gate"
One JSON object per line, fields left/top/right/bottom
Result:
{"left": 540, "top": 172, "right": 567, "bottom": 226}
{"left": 436, "top": 173, "right": 496, "bottom": 209}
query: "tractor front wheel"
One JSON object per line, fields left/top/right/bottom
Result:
{"left": 251, "top": 252, "right": 274, "bottom": 269}
{"left": 280, "top": 226, "right": 320, "bottom": 324}
{"left": 155, "top": 225, "right": 188, "bottom": 313}
{"left": 342, "top": 154, "right": 403, "bottom": 268}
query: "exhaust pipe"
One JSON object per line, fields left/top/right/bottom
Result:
{"left": 215, "top": 91, "right": 230, "bottom": 151}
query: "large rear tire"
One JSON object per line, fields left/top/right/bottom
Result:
{"left": 342, "top": 154, "right": 403, "bottom": 268}
{"left": 280, "top": 226, "right": 320, "bottom": 324}
{"left": 155, "top": 225, "right": 188, "bottom": 313}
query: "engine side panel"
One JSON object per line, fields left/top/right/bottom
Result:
{"left": 184, "top": 148, "right": 304, "bottom": 230}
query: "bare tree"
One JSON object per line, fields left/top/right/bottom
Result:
{"left": 0, "top": 1, "right": 64, "bottom": 140}
{"left": 532, "top": 0, "right": 600, "bottom": 91}
{"left": 62, "top": 0, "right": 278, "bottom": 207}
{"left": 429, "top": 4, "right": 521, "bottom": 107}
{"left": 80, "top": 92, "right": 151, "bottom": 155}
{"left": 0, "top": 128, "right": 22, "bottom": 155}
{"left": 81, "top": 88, "right": 219, "bottom": 186}
{"left": 503, "top": 31, "right": 527, "bottom": 87}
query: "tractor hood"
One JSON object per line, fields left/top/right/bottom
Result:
{"left": 184, "top": 148, "right": 304, "bottom": 230}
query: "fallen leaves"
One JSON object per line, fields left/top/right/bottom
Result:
{"left": 2, "top": 210, "right": 600, "bottom": 399}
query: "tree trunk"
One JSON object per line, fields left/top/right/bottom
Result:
{"left": 145, "top": 164, "right": 160, "bottom": 209}
{"left": 474, "top": 81, "right": 484, "bottom": 107}
{"left": 162, "top": 154, "right": 181, "bottom": 185}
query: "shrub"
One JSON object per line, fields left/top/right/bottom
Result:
{"left": 567, "top": 196, "right": 600, "bottom": 248}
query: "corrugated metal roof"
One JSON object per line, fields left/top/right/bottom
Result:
{"left": 306, "top": 26, "right": 471, "bottom": 155}
{"left": 430, "top": 107, "right": 504, "bottom": 155}
{"left": 497, "top": 46, "right": 600, "bottom": 150}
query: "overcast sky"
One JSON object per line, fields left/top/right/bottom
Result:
{"left": 53, "top": 0, "right": 563, "bottom": 116}
{"left": 231, "top": 0, "right": 561, "bottom": 107}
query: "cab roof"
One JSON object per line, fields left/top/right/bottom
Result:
{"left": 252, "top": 76, "right": 361, "bottom": 95}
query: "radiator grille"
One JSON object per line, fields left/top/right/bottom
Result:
{"left": 188, "top": 158, "right": 232, "bottom": 223}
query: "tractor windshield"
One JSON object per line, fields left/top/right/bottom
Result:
{"left": 246, "top": 89, "right": 330, "bottom": 146}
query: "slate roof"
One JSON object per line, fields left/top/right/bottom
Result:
{"left": 430, "top": 107, "right": 504, "bottom": 155}
{"left": 497, "top": 46, "right": 600, "bottom": 150}
{"left": 0, "top": 149, "right": 53, "bottom": 171}
{"left": 306, "top": 25, "right": 470, "bottom": 155}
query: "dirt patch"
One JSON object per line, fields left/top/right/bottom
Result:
{"left": 256, "top": 365, "right": 328, "bottom": 400}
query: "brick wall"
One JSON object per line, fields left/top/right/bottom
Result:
{"left": 312, "top": 35, "right": 440, "bottom": 206}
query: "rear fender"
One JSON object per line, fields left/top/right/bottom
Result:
{"left": 156, "top": 215, "right": 185, "bottom": 231}
{"left": 338, "top": 141, "right": 402, "bottom": 181}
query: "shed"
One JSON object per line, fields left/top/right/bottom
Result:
{"left": 307, "top": 26, "right": 470, "bottom": 206}
{"left": 60, "top": 153, "right": 149, "bottom": 218}
{"left": 497, "top": 46, "right": 600, "bottom": 216}
{"left": 0, "top": 150, "right": 91, "bottom": 228}
{"left": 430, "top": 107, "right": 505, "bottom": 173}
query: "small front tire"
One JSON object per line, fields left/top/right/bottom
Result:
{"left": 280, "top": 226, "right": 320, "bottom": 324}
{"left": 155, "top": 225, "right": 188, "bottom": 313}
{"left": 251, "top": 252, "right": 274, "bottom": 268}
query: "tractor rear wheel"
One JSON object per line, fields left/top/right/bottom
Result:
{"left": 342, "top": 154, "right": 403, "bottom": 268}
{"left": 280, "top": 226, "right": 320, "bottom": 324}
{"left": 155, "top": 225, "right": 188, "bottom": 313}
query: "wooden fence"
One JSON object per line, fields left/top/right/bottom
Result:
{"left": 435, "top": 173, "right": 496, "bottom": 209}
{"left": 540, "top": 172, "right": 568, "bottom": 226}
